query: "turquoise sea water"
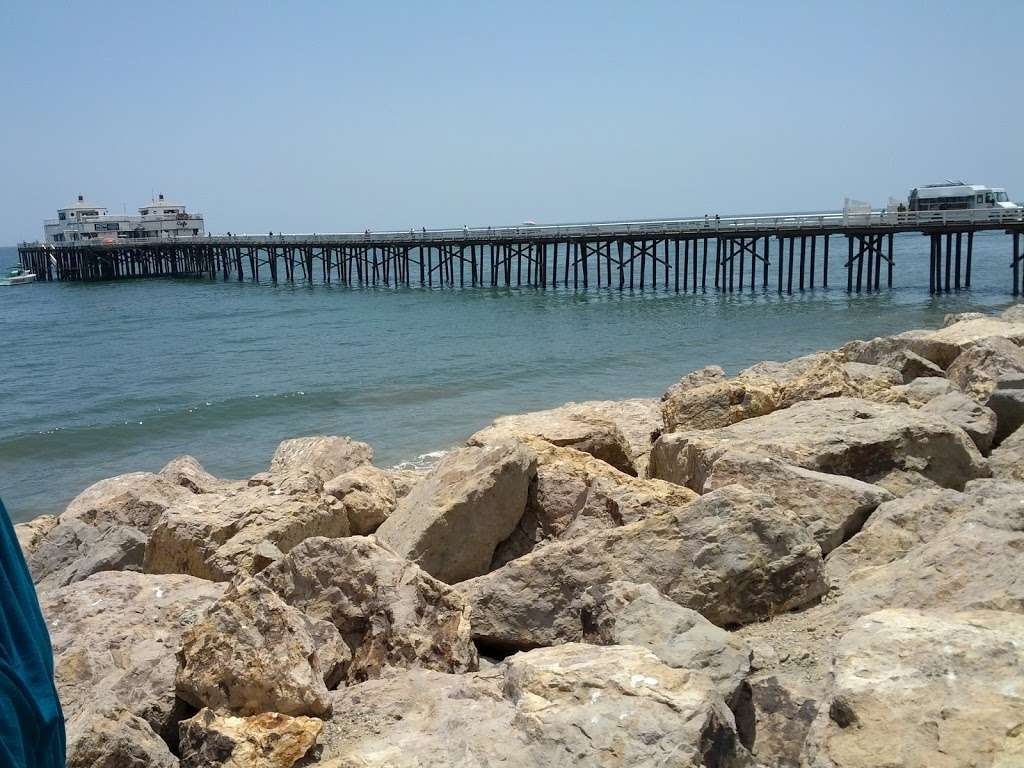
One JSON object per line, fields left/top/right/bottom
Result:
{"left": 0, "top": 232, "right": 1020, "bottom": 522}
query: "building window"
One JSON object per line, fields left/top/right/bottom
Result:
{"left": 58, "top": 212, "right": 66, "bottom": 221}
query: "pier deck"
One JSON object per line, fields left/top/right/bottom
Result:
{"left": 18, "top": 208, "right": 1024, "bottom": 294}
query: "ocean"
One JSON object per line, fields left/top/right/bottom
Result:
{"left": 0, "top": 232, "right": 1019, "bottom": 523}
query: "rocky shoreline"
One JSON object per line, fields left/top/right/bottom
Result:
{"left": 18, "top": 306, "right": 1024, "bottom": 767}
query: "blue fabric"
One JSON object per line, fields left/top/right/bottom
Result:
{"left": 0, "top": 499, "right": 65, "bottom": 768}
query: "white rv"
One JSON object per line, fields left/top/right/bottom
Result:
{"left": 908, "top": 182, "right": 1019, "bottom": 212}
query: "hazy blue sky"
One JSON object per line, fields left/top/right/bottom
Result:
{"left": 2, "top": 1, "right": 1021, "bottom": 242}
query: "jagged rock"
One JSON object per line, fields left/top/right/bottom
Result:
{"left": 255, "top": 536, "right": 477, "bottom": 682}
{"left": 159, "top": 455, "right": 222, "bottom": 494}
{"left": 943, "top": 310, "right": 988, "bottom": 326}
{"left": 989, "top": 425, "right": 1024, "bottom": 481}
{"left": 920, "top": 390, "right": 998, "bottom": 453}
{"left": 28, "top": 518, "right": 146, "bottom": 591}
{"left": 316, "top": 644, "right": 749, "bottom": 767}
{"left": 701, "top": 450, "right": 893, "bottom": 555}
{"left": 924, "top": 315, "right": 1024, "bottom": 363}
{"left": 803, "top": 609, "right": 1024, "bottom": 768}
{"left": 746, "top": 673, "right": 819, "bottom": 768}
{"left": 492, "top": 440, "right": 697, "bottom": 568}
{"left": 323, "top": 465, "right": 397, "bottom": 534}
{"left": 987, "top": 373, "right": 1024, "bottom": 443}
{"left": 268, "top": 435, "right": 373, "bottom": 482}
{"left": 890, "top": 375, "right": 955, "bottom": 406}
{"left": 383, "top": 468, "right": 421, "bottom": 499}
{"left": 66, "top": 706, "right": 178, "bottom": 768}
{"left": 144, "top": 484, "right": 349, "bottom": 581}
{"left": 375, "top": 443, "right": 535, "bottom": 583}
{"left": 468, "top": 400, "right": 641, "bottom": 475}
{"left": 651, "top": 397, "right": 988, "bottom": 492}
{"left": 14, "top": 514, "right": 58, "bottom": 557}
{"left": 177, "top": 578, "right": 349, "bottom": 718}
{"left": 40, "top": 571, "right": 224, "bottom": 747}
{"left": 945, "top": 336, "right": 1024, "bottom": 401}
{"left": 179, "top": 709, "right": 322, "bottom": 768}
{"left": 839, "top": 332, "right": 950, "bottom": 380}
{"left": 61, "top": 471, "right": 192, "bottom": 534}
{"left": 462, "top": 485, "right": 826, "bottom": 650}
{"left": 824, "top": 488, "right": 968, "bottom": 585}
{"left": 661, "top": 368, "right": 780, "bottom": 432}
{"left": 579, "top": 581, "right": 753, "bottom": 723}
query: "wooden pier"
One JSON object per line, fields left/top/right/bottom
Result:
{"left": 18, "top": 209, "right": 1024, "bottom": 295}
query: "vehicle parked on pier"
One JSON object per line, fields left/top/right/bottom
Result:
{"left": 908, "top": 182, "right": 1019, "bottom": 212}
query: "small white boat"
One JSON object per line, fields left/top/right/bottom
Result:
{"left": 0, "top": 267, "right": 36, "bottom": 286}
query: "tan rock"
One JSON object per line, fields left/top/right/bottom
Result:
{"left": 323, "top": 464, "right": 397, "bottom": 534}
{"left": 920, "top": 390, "right": 998, "bottom": 453}
{"left": 177, "top": 578, "right": 349, "bottom": 718}
{"left": 1002, "top": 303, "right": 1024, "bottom": 323}
{"left": 944, "top": 310, "right": 989, "bottom": 326}
{"left": 40, "top": 571, "right": 224, "bottom": 746}
{"left": 62, "top": 471, "right": 192, "bottom": 534}
{"left": 989, "top": 425, "right": 1024, "bottom": 481}
{"left": 651, "top": 397, "right": 988, "bottom": 492}
{"left": 179, "top": 709, "right": 322, "bottom": 768}
{"left": 255, "top": 536, "right": 477, "bottom": 682}
{"left": 803, "top": 609, "right": 1024, "bottom": 768}
{"left": 945, "top": 336, "right": 1024, "bottom": 401}
{"left": 382, "top": 468, "right": 421, "bottom": 499}
{"left": 492, "top": 440, "right": 697, "bottom": 568}
{"left": 923, "top": 315, "right": 1024, "bottom": 363}
{"left": 269, "top": 435, "right": 373, "bottom": 482}
{"left": 702, "top": 450, "right": 893, "bottom": 555}
{"left": 66, "top": 706, "right": 178, "bottom": 768}
{"left": 838, "top": 331, "right": 949, "bottom": 380}
{"left": 14, "top": 514, "right": 58, "bottom": 557}
{"left": 159, "top": 455, "right": 222, "bottom": 494}
{"left": 988, "top": 373, "right": 1024, "bottom": 443}
{"left": 661, "top": 372, "right": 780, "bottom": 432}
{"left": 462, "top": 485, "right": 826, "bottom": 650}
{"left": 468, "top": 400, "right": 641, "bottom": 475}
{"left": 144, "top": 484, "right": 349, "bottom": 581}
{"left": 891, "top": 375, "right": 956, "bottom": 406}
{"left": 316, "top": 644, "right": 749, "bottom": 767}
{"left": 375, "top": 443, "right": 535, "bottom": 583}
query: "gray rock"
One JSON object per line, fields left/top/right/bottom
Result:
{"left": 461, "top": 485, "right": 826, "bottom": 650}
{"left": 702, "top": 450, "right": 893, "bottom": 555}
{"left": 746, "top": 673, "right": 819, "bottom": 768}
{"left": 316, "top": 644, "right": 749, "bottom": 767}
{"left": 803, "top": 609, "right": 1024, "bottom": 768}
{"left": 28, "top": 518, "right": 147, "bottom": 592}
{"left": 14, "top": 514, "right": 58, "bottom": 557}
{"left": 176, "top": 578, "right": 349, "bottom": 717}
{"left": 989, "top": 424, "right": 1024, "bottom": 481}
{"left": 40, "top": 571, "right": 224, "bottom": 747}
{"left": 255, "top": 536, "right": 478, "bottom": 682}
{"left": 890, "top": 376, "right": 955, "bottom": 406}
{"left": 375, "top": 443, "right": 535, "bottom": 583}
{"left": 839, "top": 331, "right": 952, "bottom": 378}
{"left": 987, "top": 373, "right": 1024, "bottom": 444}
{"left": 651, "top": 397, "right": 988, "bottom": 492}
{"left": 920, "top": 390, "right": 998, "bottom": 453}
{"left": 66, "top": 706, "right": 178, "bottom": 768}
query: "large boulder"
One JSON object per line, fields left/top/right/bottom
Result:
{"left": 268, "top": 435, "right": 373, "bottom": 482}
{"left": 375, "top": 443, "right": 535, "bottom": 583}
{"left": 61, "top": 471, "right": 193, "bottom": 534}
{"left": 315, "top": 644, "right": 749, "bottom": 767}
{"left": 661, "top": 365, "right": 779, "bottom": 432}
{"left": 701, "top": 450, "right": 893, "bottom": 555}
{"left": 890, "top": 376, "right": 956, "bottom": 407}
{"left": 468, "top": 400, "right": 656, "bottom": 476}
{"left": 803, "top": 609, "right": 1024, "bottom": 768}
{"left": 179, "top": 709, "right": 322, "bottom": 768}
{"left": 159, "top": 455, "right": 223, "bottom": 494}
{"left": 254, "top": 536, "right": 477, "bottom": 682}
{"left": 579, "top": 581, "right": 753, "bottom": 729}
{"left": 987, "top": 373, "right": 1024, "bottom": 444}
{"left": 989, "top": 425, "right": 1024, "bottom": 481}
{"left": 144, "top": 484, "right": 349, "bottom": 581}
{"left": 945, "top": 336, "right": 1024, "bottom": 401}
{"left": 323, "top": 464, "right": 397, "bottom": 534}
{"left": 922, "top": 315, "right": 1024, "bottom": 364}
{"left": 1002, "top": 303, "right": 1024, "bottom": 323}
{"left": 492, "top": 440, "right": 697, "bottom": 569}
{"left": 28, "top": 518, "right": 147, "bottom": 592}
{"left": 838, "top": 331, "right": 949, "bottom": 380}
{"left": 40, "top": 571, "right": 224, "bottom": 747}
{"left": 66, "top": 706, "right": 178, "bottom": 768}
{"left": 920, "top": 390, "right": 998, "bottom": 453}
{"left": 461, "top": 485, "right": 826, "bottom": 650}
{"left": 745, "top": 673, "right": 819, "bottom": 768}
{"left": 651, "top": 397, "right": 988, "bottom": 492}
{"left": 176, "top": 578, "right": 349, "bottom": 718}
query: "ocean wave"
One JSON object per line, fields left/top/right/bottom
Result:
{"left": 392, "top": 449, "right": 450, "bottom": 473}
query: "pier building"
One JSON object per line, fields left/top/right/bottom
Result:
{"left": 43, "top": 194, "right": 204, "bottom": 243}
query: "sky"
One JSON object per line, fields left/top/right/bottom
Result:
{"left": 1, "top": 1, "right": 1022, "bottom": 243}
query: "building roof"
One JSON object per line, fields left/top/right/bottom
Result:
{"left": 139, "top": 194, "right": 185, "bottom": 212}
{"left": 58, "top": 195, "right": 108, "bottom": 212}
